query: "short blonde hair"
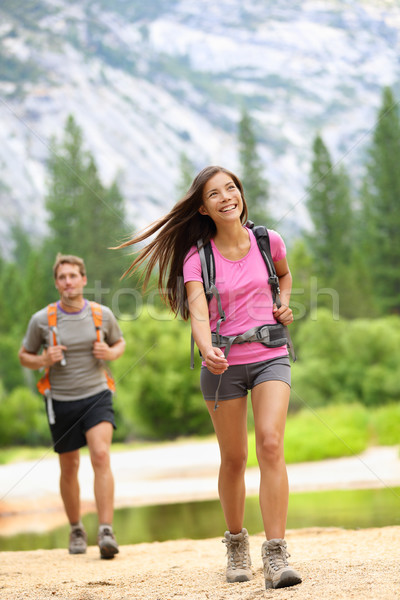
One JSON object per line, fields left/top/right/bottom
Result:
{"left": 53, "top": 253, "right": 86, "bottom": 279}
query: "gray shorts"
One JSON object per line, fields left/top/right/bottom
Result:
{"left": 200, "top": 356, "right": 291, "bottom": 402}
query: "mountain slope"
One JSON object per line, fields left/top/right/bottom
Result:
{"left": 0, "top": 0, "right": 399, "bottom": 250}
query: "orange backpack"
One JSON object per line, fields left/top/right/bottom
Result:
{"left": 37, "top": 301, "right": 116, "bottom": 396}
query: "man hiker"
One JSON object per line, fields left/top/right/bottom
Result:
{"left": 18, "top": 253, "right": 126, "bottom": 559}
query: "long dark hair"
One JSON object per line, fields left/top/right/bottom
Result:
{"left": 117, "top": 165, "right": 248, "bottom": 319}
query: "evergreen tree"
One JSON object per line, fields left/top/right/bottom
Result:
{"left": 360, "top": 86, "right": 400, "bottom": 313}
{"left": 306, "top": 134, "right": 353, "bottom": 280}
{"left": 238, "top": 107, "right": 270, "bottom": 225}
{"left": 304, "top": 134, "right": 376, "bottom": 317}
{"left": 176, "top": 152, "right": 196, "bottom": 198}
{"left": 44, "top": 115, "right": 132, "bottom": 302}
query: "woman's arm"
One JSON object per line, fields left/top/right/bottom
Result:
{"left": 272, "top": 257, "right": 294, "bottom": 326}
{"left": 185, "top": 281, "right": 229, "bottom": 374}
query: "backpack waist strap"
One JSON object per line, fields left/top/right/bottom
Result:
{"left": 211, "top": 323, "right": 287, "bottom": 350}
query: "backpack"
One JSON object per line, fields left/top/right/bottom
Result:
{"left": 191, "top": 221, "right": 296, "bottom": 369}
{"left": 37, "top": 301, "right": 116, "bottom": 422}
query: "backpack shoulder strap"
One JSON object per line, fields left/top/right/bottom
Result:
{"left": 248, "top": 222, "right": 281, "bottom": 308}
{"left": 47, "top": 302, "right": 58, "bottom": 326}
{"left": 47, "top": 302, "right": 58, "bottom": 345}
{"left": 37, "top": 303, "right": 58, "bottom": 405}
{"left": 197, "top": 239, "right": 215, "bottom": 294}
{"left": 248, "top": 222, "right": 296, "bottom": 361}
{"left": 191, "top": 239, "right": 225, "bottom": 369}
{"left": 89, "top": 301, "right": 116, "bottom": 391}
{"left": 90, "top": 301, "right": 103, "bottom": 342}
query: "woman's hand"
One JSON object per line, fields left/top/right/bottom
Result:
{"left": 203, "top": 346, "right": 229, "bottom": 375}
{"left": 273, "top": 303, "right": 293, "bottom": 326}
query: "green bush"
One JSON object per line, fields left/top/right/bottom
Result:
{"left": 291, "top": 310, "right": 400, "bottom": 410}
{"left": 112, "top": 307, "right": 213, "bottom": 440}
{"left": 0, "top": 383, "right": 50, "bottom": 446}
{"left": 372, "top": 404, "right": 400, "bottom": 446}
{"left": 0, "top": 334, "right": 26, "bottom": 391}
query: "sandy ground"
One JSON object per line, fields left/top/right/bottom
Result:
{"left": 1, "top": 443, "right": 400, "bottom": 599}
{"left": 1, "top": 527, "right": 400, "bottom": 600}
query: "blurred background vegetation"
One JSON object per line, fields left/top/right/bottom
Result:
{"left": 0, "top": 85, "right": 399, "bottom": 456}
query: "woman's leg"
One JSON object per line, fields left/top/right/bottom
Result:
{"left": 206, "top": 397, "right": 248, "bottom": 534}
{"left": 251, "top": 380, "right": 290, "bottom": 540}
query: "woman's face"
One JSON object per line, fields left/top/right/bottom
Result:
{"left": 199, "top": 171, "right": 243, "bottom": 225}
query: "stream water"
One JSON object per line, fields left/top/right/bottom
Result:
{"left": 1, "top": 486, "right": 399, "bottom": 552}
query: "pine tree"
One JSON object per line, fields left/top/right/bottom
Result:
{"left": 238, "top": 107, "right": 270, "bottom": 225}
{"left": 360, "top": 86, "right": 400, "bottom": 312}
{"left": 44, "top": 115, "right": 131, "bottom": 301}
{"left": 306, "top": 134, "right": 353, "bottom": 280}
{"left": 176, "top": 152, "right": 196, "bottom": 197}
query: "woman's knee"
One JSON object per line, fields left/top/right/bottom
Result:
{"left": 256, "top": 431, "right": 284, "bottom": 466}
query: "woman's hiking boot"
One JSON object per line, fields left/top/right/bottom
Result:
{"left": 261, "top": 538, "right": 302, "bottom": 589}
{"left": 222, "top": 528, "right": 252, "bottom": 582}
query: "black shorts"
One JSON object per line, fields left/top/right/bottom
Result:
{"left": 47, "top": 390, "right": 116, "bottom": 454}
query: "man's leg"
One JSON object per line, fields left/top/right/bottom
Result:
{"left": 86, "top": 421, "right": 119, "bottom": 558}
{"left": 85, "top": 421, "right": 114, "bottom": 523}
{"left": 59, "top": 450, "right": 81, "bottom": 523}
{"left": 59, "top": 450, "right": 87, "bottom": 554}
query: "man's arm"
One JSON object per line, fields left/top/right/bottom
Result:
{"left": 92, "top": 338, "right": 126, "bottom": 361}
{"left": 18, "top": 345, "right": 67, "bottom": 370}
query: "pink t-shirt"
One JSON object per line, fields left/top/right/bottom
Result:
{"left": 183, "top": 226, "right": 289, "bottom": 365}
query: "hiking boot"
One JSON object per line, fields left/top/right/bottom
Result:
{"left": 68, "top": 527, "right": 87, "bottom": 554}
{"left": 222, "top": 528, "right": 252, "bottom": 583}
{"left": 98, "top": 526, "right": 119, "bottom": 559}
{"left": 261, "top": 538, "right": 302, "bottom": 589}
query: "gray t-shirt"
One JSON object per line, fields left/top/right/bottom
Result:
{"left": 23, "top": 300, "right": 123, "bottom": 401}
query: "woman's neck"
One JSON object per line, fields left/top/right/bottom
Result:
{"left": 213, "top": 221, "right": 250, "bottom": 260}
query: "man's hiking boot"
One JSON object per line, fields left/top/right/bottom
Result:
{"left": 261, "top": 538, "right": 302, "bottom": 589}
{"left": 68, "top": 526, "right": 87, "bottom": 554}
{"left": 222, "top": 528, "right": 252, "bottom": 583}
{"left": 98, "top": 526, "right": 119, "bottom": 559}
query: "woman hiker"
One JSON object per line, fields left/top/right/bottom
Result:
{"left": 117, "top": 166, "right": 302, "bottom": 590}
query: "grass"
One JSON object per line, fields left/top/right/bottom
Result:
{"left": 0, "top": 403, "right": 398, "bottom": 467}
{"left": 247, "top": 402, "right": 398, "bottom": 467}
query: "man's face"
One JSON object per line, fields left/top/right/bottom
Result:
{"left": 55, "top": 263, "right": 87, "bottom": 301}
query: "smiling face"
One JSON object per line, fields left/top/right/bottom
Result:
{"left": 199, "top": 171, "right": 243, "bottom": 225}
{"left": 55, "top": 262, "right": 87, "bottom": 308}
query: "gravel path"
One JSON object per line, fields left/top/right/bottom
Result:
{"left": 1, "top": 527, "right": 400, "bottom": 600}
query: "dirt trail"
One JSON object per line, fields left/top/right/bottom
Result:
{"left": 1, "top": 527, "right": 400, "bottom": 600}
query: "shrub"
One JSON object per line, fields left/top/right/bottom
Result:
{"left": 0, "top": 383, "right": 50, "bottom": 446}
{"left": 290, "top": 310, "right": 400, "bottom": 410}
{"left": 112, "top": 307, "right": 213, "bottom": 440}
